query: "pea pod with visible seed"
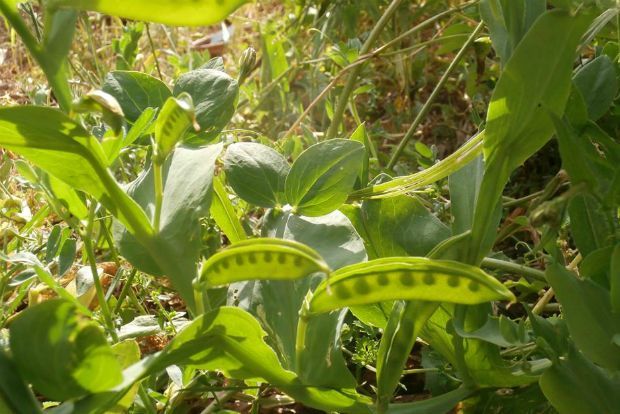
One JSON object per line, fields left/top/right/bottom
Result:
{"left": 308, "top": 257, "right": 515, "bottom": 314}
{"left": 153, "top": 92, "right": 200, "bottom": 163}
{"left": 197, "top": 238, "right": 330, "bottom": 288}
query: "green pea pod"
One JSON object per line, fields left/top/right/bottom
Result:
{"left": 154, "top": 92, "right": 199, "bottom": 162}
{"left": 72, "top": 90, "right": 125, "bottom": 136}
{"left": 308, "top": 257, "right": 515, "bottom": 314}
{"left": 376, "top": 300, "right": 438, "bottom": 412}
{"left": 198, "top": 238, "right": 330, "bottom": 288}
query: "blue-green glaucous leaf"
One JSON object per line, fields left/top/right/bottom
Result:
{"left": 173, "top": 68, "right": 239, "bottom": 139}
{"left": 308, "top": 257, "right": 515, "bottom": 314}
{"left": 286, "top": 139, "right": 365, "bottom": 216}
{"left": 223, "top": 142, "right": 290, "bottom": 207}
{"left": 198, "top": 238, "right": 329, "bottom": 288}
{"left": 102, "top": 71, "right": 172, "bottom": 123}
{"left": 573, "top": 55, "right": 618, "bottom": 121}
{"left": 47, "top": 0, "right": 250, "bottom": 27}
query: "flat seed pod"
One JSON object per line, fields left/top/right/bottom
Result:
{"left": 308, "top": 257, "right": 515, "bottom": 314}
{"left": 198, "top": 238, "right": 330, "bottom": 288}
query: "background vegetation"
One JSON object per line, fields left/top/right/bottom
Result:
{"left": 1, "top": 0, "right": 619, "bottom": 413}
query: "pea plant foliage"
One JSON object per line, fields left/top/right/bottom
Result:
{"left": 0, "top": 0, "right": 619, "bottom": 413}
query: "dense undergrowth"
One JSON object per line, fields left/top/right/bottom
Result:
{"left": 1, "top": 0, "right": 620, "bottom": 413}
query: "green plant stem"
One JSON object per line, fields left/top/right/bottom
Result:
{"left": 146, "top": 23, "right": 164, "bottom": 80}
{"left": 138, "top": 384, "right": 157, "bottom": 414}
{"left": 387, "top": 22, "right": 484, "bottom": 169}
{"left": 325, "top": 0, "right": 404, "bottom": 140}
{"left": 0, "top": 0, "right": 72, "bottom": 111}
{"left": 152, "top": 160, "right": 164, "bottom": 231}
{"left": 83, "top": 202, "right": 119, "bottom": 342}
{"left": 295, "top": 314, "right": 309, "bottom": 373}
{"left": 480, "top": 257, "right": 546, "bottom": 283}
{"left": 112, "top": 268, "right": 138, "bottom": 315}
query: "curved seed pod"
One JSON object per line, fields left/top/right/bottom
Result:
{"left": 308, "top": 257, "right": 515, "bottom": 314}
{"left": 154, "top": 93, "right": 200, "bottom": 162}
{"left": 198, "top": 238, "right": 330, "bottom": 288}
{"left": 376, "top": 301, "right": 438, "bottom": 412}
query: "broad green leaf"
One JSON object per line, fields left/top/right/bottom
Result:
{"left": 546, "top": 263, "right": 620, "bottom": 370}
{"left": 173, "top": 68, "right": 239, "bottom": 139}
{"left": 43, "top": 9, "right": 77, "bottom": 85}
{"left": 453, "top": 310, "right": 530, "bottom": 348}
{"left": 540, "top": 346, "right": 620, "bottom": 414}
{"left": 449, "top": 155, "right": 484, "bottom": 234}
{"left": 0, "top": 350, "right": 42, "bottom": 414}
{"left": 360, "top": 178, "right": 451, "bottom": 258}
{"left": 45, "top": 174, "right": 89, "bottom": 220}
{"left": 286, "top": 139, "right": 365, "bottom": 216}
{"left": 48, "top": 0, "right": 250, "bottom": 27}
{"left": 376, "top": 301, "right": 438, "bottom": 410}
{"left": 0, "top": 106, "right": 152, "bottom": 240}
{"left": 349, "top": 123, "right": 370, "bottom": 188}
{"left": 102, "top": 71, "right": 171, "bottom": 122}
{"left": 114, "top": 144, "right": 222, "bottom": 310}
{"left": 611, "top": 244, "right": 620, "bottom": 313}
{"left": 198, "top": 238, "right": 329, "bottom": 287}
{"left": 309, "top": 257, "right": 515, "bottom": 314}
{"left": 579, "top": 245, "right": 614, "bottom": 287}
{"left": 223, "top": 142, "right": 290, "bottom": 207}
{"left": 154, "top": 93, "right": 198, "bottom": 162}
{"left": 568, "top": 195, "right": 614, "bottom": 257}
{"left": 210, "top": 175, "right": 247, "bottom": 243}
{"left": 573, "top": 55, "right": 618, "bottom": 120}
{"left": 479, "top": 0, "right": 546, "bottom": 65}
{"left": 422, "top": 304, "right": 537, "bottom": 388}
{"left": 262, "top": 208, "right": 367, "bottom": 270}
{"left": 470, "top": 10, "right": 592, "bottom": 263}
{"left": 9, "top": 299, "right": 123, "bottom": 400}
{"left": 554, "top": 114, "right": 617, "bottom": 200}
{"left": 108, "top": 341, "right": 141, "bottom": 414}
{"left": 261, "top": 21, "right": 290, "bottom": 92}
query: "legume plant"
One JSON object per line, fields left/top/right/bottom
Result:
{"left": 1, "top": 0, "right": 619, "bottom": 413}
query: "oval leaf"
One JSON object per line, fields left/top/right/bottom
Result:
{"left": 308, "top": 257, "right": 515, "bottom": 314}
{"left": 223, "top": 142, "right": 290, "bottom": 207}
{"left": 102, "top": 71, "right": 172, "bottom": 122}
{"left": 285, "top": 139, "right": 365, "bottom": 216}
{"left": 173, "top": 68, "right": 239, "bottom": 138}
{"left": 199, "top": 238, "right": 330, "bottom": 287}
